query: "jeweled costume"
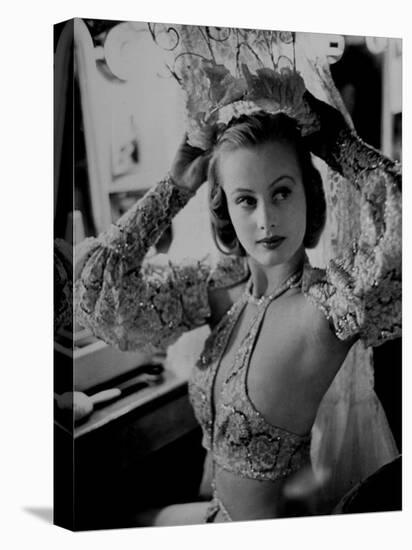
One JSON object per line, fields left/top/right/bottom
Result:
{"left": 75, "top": 25, "right": 401, "bottom": 522}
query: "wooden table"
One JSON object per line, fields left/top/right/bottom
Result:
{"left": 54, "top": 367, "right": 205, "bottom": 531}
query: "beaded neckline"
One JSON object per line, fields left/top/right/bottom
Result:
{"left": 245, "top": 268, "right": 303, "bottom": 308}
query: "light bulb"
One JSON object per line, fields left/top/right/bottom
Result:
{"left": 365, "top": 36, "right": 388, "bottom": 54}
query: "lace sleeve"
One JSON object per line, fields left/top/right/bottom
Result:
{"left": 75, "top": 176, "right": 214, "bottom": 352}
{"left": 304, "top": 129, "right": 402, "bottom": 347}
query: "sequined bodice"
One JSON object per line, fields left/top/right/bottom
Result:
{"left": 188, "top": 275, "right": 311, "bottom": 482}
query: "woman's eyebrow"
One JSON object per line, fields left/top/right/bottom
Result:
{"left": 230, "top": 187, "right": 256, "bottom": 196}
{"left": 270, "top": 175, "right": 296, "bottom": 187}
{"left": 230, "top": 175, "right": 296, "bottom": 196}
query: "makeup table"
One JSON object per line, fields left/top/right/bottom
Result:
{"left": 54, "top": 364, "right": 205, "bottom": 530}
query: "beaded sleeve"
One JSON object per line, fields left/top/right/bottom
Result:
{"left": 303, "top": 129, "right": 402, "bottom": 347}
{"left": 75, "top": 176, "right": 248, "bottom": 352}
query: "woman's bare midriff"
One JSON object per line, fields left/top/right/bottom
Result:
{"left": 212, "top": 466, "right": 292, "bottom": 521}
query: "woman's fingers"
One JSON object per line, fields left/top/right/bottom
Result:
{"left": 303, "top": 90, "right": 346, "bottom": 128}
{"left": 301, "top": 90, "right": 348, "bottom": 161}
{"left": 186, "top": 153, "right": 210, "bottom": 185}
{"left": 171, "top": 136, "right": 211, "bottom": 191}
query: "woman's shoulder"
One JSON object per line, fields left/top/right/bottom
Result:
{"left": 265, "top": 283, "right": 331, "bottom": 342}
{"left": 300, "top": 262, "right": 338, "bottom": 335}
{"left": 263, "top": 275, "right": 350, "bottom": 357}
{"left": 206, "top": 254, "right": 249, "bottom": 327}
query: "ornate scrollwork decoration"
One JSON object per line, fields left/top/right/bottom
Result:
{"left": 145, "top": 23, "right": 305, "bottom": 148}
{"left": 147, "top": 22, "right": 180, "bottom": 51}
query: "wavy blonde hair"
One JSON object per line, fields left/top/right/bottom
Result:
{"left": 208, "top": 112, "right": 326, "bottom": 256}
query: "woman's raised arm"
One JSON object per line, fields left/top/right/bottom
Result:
{"left": 75, "top": 140, "right": 228, "bottom": 352}
{"left": 301, "top": 92, "right": 401, "bottom": 347}
{"left": 75, "top": 175, "right": 210, "bottom": 352}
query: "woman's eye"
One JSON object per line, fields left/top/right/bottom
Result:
{"left": 236, "top": 196, "right": 256, "bottom": 207}
{"left": 273, "top": 187, "right": 292, "bottom": 202}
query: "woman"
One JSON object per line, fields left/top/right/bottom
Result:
{"left": 75, "top": 88, "right": 401, "bottom": 525}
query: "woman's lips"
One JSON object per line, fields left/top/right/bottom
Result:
{"left": 257, "top": 236, "right": 286, "bottom": 249}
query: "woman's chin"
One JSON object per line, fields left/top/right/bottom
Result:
{"left": 249, "top": 250, "right": 287, "bottom": 267}
{"left": 247, "top": 242, "right": 304, "bottom": 268}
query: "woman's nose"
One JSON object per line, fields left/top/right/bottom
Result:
{"left": 257, "top": 203, "right": 277, "bottom": 231}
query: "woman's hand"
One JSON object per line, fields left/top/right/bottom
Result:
{"left": 301, "top": 90, "right": 350, "bottom": 162}
{"left": 170, "top": 135, "right": 211, "bottom": 193}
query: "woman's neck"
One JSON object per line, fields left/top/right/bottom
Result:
{"left": 247, "top": 247, "right": 305, "bottom": 298}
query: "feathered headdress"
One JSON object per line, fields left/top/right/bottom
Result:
{"left": 148, "top": 24, "right": 320, "bottom": 149}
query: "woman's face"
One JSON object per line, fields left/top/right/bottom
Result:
{"left": 219, "top": 140, "right": 307, "bottom": 267}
